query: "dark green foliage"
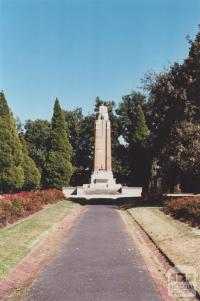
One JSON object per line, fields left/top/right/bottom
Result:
{"left": 24, "top": 119, "right": 50, "bottom": 187}
{"left": 73, "top": 114, "right": 94, "bottom": 184}
{"left": 130, "top": 104, "right": 149, "bottom": 188}
{"left": 0, "top": 92, "right": 24, "bottom": 192}
{"left": 116, "top": 92, "right": 145, "bottom": 144}
{"left": 132, "top": 104, "right": 148, "bottom": 145}
{"left": 45, "top": 99, "right": 73, "bottom": 189}
{"left": 143, "top": 27, "right": 200, "bottom": 193}
{"left": 63, "top": 108, "right": 83, "bottom": 158}
{"left": 159, "top": 122, "right": 200, "bottom": 192}
{"left": 117, "top": 92, "right": 150, "bottom": 187}
{"left": 20, "top": 135, "right": 41, "bottom": 191}
{"left": 63, "top": 108, "right": 94, "bottom": 185}
{"left": 183, "top": 29, "right": 200, "bottom": 115}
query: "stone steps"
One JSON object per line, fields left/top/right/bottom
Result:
{"left": 84, "top": 189, "right": 120, "bottom": 195}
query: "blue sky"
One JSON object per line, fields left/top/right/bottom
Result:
{"left": 0, "top": 0, "right": 200, "bottom": 121}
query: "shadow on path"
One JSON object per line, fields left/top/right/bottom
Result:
{"left": 69, "top": 197, "right": 142, "bottom": 207}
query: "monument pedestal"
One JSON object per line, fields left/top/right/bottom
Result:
{"left": 79, "top": 171, "right": 121, "bottom": 195}
{"left": 90, "top": 170, "right": 121, "bottom": 189}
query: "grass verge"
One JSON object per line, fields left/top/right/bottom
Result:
{"left": 0, "top": 200, "right": 75, "bottom": 281}
{"left": 126, "top": 206, "right": 200, "bottom": 296}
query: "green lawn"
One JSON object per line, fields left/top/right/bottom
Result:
{"left": 0, "top": 200, "right": 75, "bottom": 281}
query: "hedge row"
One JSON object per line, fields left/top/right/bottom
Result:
{"left": 0, "top": 189, "right": 65, "bottom": 227}
{"left": 163, "top": 197, "right": 200, "bottom": 226}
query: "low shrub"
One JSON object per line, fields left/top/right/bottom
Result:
{"left": 163, "top": 196, "right": 200, "bottom": 226}
{"left": 0, "top": 189, "right": 65, "bottom": 227}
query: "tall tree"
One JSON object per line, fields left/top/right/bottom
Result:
{"left": 63, "top": 108, "right": 94, "bottom": 185}
{"left": 24, "top": 119, "right": 50, "bottom": 187}
{"left": 116, "top": 92, "right": 145, "bottom": 144}
{"left": 45, "top": 99, "right": 73, "bottom": 189}
{"left": 132, "top": 104, "right": 148, "bottom": 145}
{"left": 183, "top": 28, "right": 200, "bottom": 116}
{"left": 130, "top": 104, "right": 149, "bottom": 188}
{"left": 143, "top": 27, "right": 200, "bottom": 192}
{"left": 73, "top": 114, "right": 94, "bottom": 185}
{"left": 0, "top": 92, "right": 24, "bottom": 192}
{"left": 159, "top": 121, "right": 200, "bottom": 192}
{"left": 19, "top": 135, "right": 41, "bottom": 191}
{"left": 117, "top": 92, "right": 148, "bottom": 185}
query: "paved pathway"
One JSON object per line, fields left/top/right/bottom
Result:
{"left": 26, "top": 203, "right": 163, "bottom": 301}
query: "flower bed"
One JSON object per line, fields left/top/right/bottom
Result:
{"left": 163, "top": 197, "right": 200, "bottom": 227}
{"left": 0, "top": 189, "right": 65, "bottom": 227}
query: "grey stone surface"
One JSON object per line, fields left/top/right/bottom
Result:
{"left": 26, "top": 203, "right": 162, "bottom": 301}
{"left": 63, "top": 187, "right": 142, "bottom": 199}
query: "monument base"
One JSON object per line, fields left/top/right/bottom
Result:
{"left": 89, "top": 170, "right": 121, "bottom": 190}
{"left": 63, "top": 186, "right": 142, "bottom": 199}
{"left": 63, "top": 171, "right": 142, "bottom": 198}
{"left": 77, "top": 170, "right": 121, "bottom": 195}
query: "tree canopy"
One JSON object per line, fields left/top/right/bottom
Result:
{"left": 142, "top": 27, "right": 200, "bottom": 192}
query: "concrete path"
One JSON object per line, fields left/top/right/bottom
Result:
{"left": 26, "top": 203, "right": 163, "bottom": 301}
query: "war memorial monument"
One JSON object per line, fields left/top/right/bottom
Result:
{"left": 63, "top": 105, "right": 142, "bottom": 199}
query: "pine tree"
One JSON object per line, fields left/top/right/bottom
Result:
{"left": 0, "top": 92, "right": 24, "bottom": 192}
{"left": 117, "top": 92, "right": 147, "bottom": 185}
{"left": 130, "top": 104, "right": 149, "bottom": 187}
{"left": 45, "top": 99, "right": 73, "bottom": 189}
{"left": 20, "top": 135, "right": 41, "bottom": 191}
{"left": 132, "top": 104, "right": 148, "bottom": 145}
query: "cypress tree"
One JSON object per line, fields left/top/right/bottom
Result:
{"left": 20, "top": 135, "right": 41, "bottom": 191}
{"left": 132, "top": 104, "right": 148, "bottom": 144}
{"left": 130, "top": 104, "right": 149, "bottom": 187}
{"left": 0, "top": 92, "right": 24, "bottom": 192}
{"left": 45, "top": 99, "right": 73, "bottom": 189}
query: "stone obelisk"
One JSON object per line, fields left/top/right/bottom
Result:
{"left": 94, "top": 105, "right": 112, "bottom": 171}
{"left": 90, "top": 105, "right": 119, "bottom": 189}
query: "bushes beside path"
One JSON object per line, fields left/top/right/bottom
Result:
{"left": 141, "top": 192, "right": 200, "bottom": 227}
{"left": 0, "top": 189, "right": 64, "bottom": 227}
{"left": 163, "top": 196, "right": 200, "bottom": 226}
